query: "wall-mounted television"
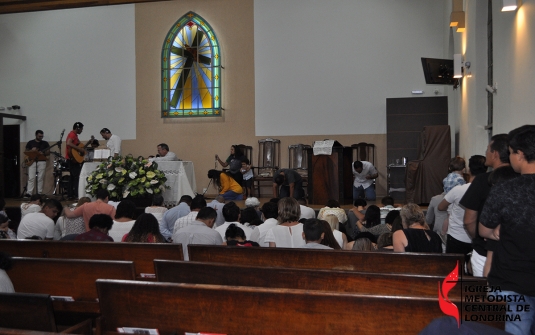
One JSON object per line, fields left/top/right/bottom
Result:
{"left": 421, "top": 57, "right": 455, "bottom": 85}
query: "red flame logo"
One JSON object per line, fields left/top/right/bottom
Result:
{"left": 438, "top": 261, "right": 460, "bottom": 327}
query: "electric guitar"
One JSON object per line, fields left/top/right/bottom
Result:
{"left": 70, "top": 135, "right": 95, "bottom": 163}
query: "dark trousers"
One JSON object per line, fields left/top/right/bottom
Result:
{"left": 68, "top": 160, "right": 82, "bottom": 198}
{"left": 279, "top": 180, "right": 305, "bottom": 199}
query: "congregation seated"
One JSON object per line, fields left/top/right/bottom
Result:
{"left": 122, "top": 213, "right": 166, "bottom": 243}
{"left": 240, "top": 206, "right": 262, "bottom": 228}
{"left": 0, "top": 214, "right": 16, "bottom": 240}
{"left": 160, "top": 195, "right": 192, "bottom": 241}
{"left": 20, "top": 194, "right": 43, "bottom": 219}
{"left": 57, "top": 197, "right": 91, "bottom": 238}
{"left": 109, "top": 200, "right": 136, "bottom": 242}
{"left": 297, "top": 197, "right": 316, "bottom": 220}
{"left": 244, "top": 197, "right": 262, "bottom": 220}
{"left": 392, "top": 203, "right": 442, "bottom": 253}
{"left": 346, "top": 199, "right": 367, "bottom": 240}
{"left": 17, "top": 199, "right": 62, "bottom": 240}
{"left": 64, "top": 189, "right": 116, "bottom": 231}
{"left": 348, "top": 232, "right": 377, "bottom": 251}
{"left": 250, "top": 201, "right": 278, "bottom": 247}
{"left": 0, "top": 252, "right": 14, "bottom": 293}
{"left": 265, "top": 197, "right": 305, "bottom": 248}
{"left": 172, "top": 207, "right": 222, "bottom": 260}
{"left": 174, "top": 195, "right": 206, "bottom": 232}
{"left": 316, "top": 199, "right": 347, "bottom": 223}
{"left": 74, "top": 213, "right": 114, "bottom": 242}
{"left": 318, "top": 219, "right": 342, "bottom": 250}
{"left": 215, "top": 202, "right": 253, "bottom": 240}
{"left": 377, "top": 232, "right": 394, "bottom": 251}
{"left": 224, "top": 223, "right": 259, "bottom": 247}
{"left": 300, "top": 218, "right": 333, "bottom": 250}
{"left": 355, "top": 209, "right": 399, "bottom": 238}
{"left": 323, "top": 214, "right": 347, "bottom": 249}
{"left": 144, "top": 194, "right": 168, "bottom": 225}
{"left": 207, "top": 195, "right": 225, "bottom": 227}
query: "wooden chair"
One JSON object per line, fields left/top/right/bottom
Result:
{"left": 351, "top": 142, "right": 376, "bottom": 165}
{"left": 236, "top": 144, "right": 253, "bottom": 165}
{"left": 254, "top": 138, "right": 280, "bottom": 197}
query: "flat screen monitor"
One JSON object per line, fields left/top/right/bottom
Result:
{"left": 421, "top": 57, "right": 455, "bottom": 85}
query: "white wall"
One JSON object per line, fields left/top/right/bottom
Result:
{"left": 0, "top": 5, "right": 136, "bottom": 143}
{"left": 254, "top": 0, "right": 447, "bottom": 136}
{"left": 492, "top": 1, "right": 535, "bottom": 135}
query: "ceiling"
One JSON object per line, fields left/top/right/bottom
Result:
{"left": 0, "top": 0, "right": 171, "bottom": 15}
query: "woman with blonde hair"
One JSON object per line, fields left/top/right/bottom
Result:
{"left": 264, "top": 197, "right": 305, "bottom": 248}
{"left": 392, "top": 203, "right": 442, "bottom": 253}
{"left": 323, "top": 214, "right": 347, "bottom": 249}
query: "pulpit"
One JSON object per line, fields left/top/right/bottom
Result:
{"left": 306, "top": 141, "right": 353, "bottom": 205}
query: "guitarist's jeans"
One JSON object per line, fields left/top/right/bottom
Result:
{"left": 28, "top": 161, "right": 46, "bottom": 194}
{"left": 68, "top": 160, "right": 83, "bottom": 198}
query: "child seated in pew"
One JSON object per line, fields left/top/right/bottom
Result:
{"left": 300, "top": 218, "right": 334, "bottom": 250}
{"left": 224, "top": 223, "right": 259, "bottom": 247}
{"left": 0, "top": 214, "right": 16, "bottom": 240}
{"left": 122, "top": 213, "right": 167, "bottom": 243}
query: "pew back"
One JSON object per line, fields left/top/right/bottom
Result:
{"left": 188, "top": 245, "right": 463, "bottom": 276}
{"left": 0, "top": 240, "right": 183, "bottom": 278}
{"left": 96, "top": 279, "right": 503, "bottom": 335}
{"left": 0, "top": 293, "right": 56, "bottom": 332}
{"left": 154, "top": 260, "right": 486, "bottom": 298}
{"left": 8, "top": 257, "right": 136, "bottom": 315}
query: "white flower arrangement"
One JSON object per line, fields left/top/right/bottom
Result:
{"left": 86, "top": 155, "right": 168, "bottom": 200}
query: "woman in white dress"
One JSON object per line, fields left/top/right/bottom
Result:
{"left": 265, "top": 197, "right": 306, "bottom": 248}
{"left": 109, "top": 200, "right": 136, "bottom": 242}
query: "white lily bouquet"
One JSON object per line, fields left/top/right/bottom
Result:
{"left": 86, "top": 155, "right": 168, "bottom": 200}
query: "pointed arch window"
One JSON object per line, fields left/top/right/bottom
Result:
{"left": 162, "top": 12, "right": 221, "bottom": 118}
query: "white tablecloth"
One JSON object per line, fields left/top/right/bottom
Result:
{"left": 79, "top": 161, "right": 196, "bottom": 206}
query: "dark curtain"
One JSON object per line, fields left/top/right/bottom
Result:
{"left": 405, "top": 125, "right": 451, "bottom": 204}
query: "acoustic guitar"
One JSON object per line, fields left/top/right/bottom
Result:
{"left": 70, "top": 135, "right": 95, "bottom": 164}
{"left": 23, "top": 141, "right": 62, "bottom": 168}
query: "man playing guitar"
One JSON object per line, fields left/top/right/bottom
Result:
{"left": 24, "top": 130, "right": 49, "bottom": 196}
{"left": 65, "top": 122, "right": 93, "bottom": 200}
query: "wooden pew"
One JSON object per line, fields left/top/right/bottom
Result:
{"left": 96, "top": 279, "right": 504, "bottom": 335}
{"left": 154, "top": 260, "right": 486, "bottom": 299}
{"left": 0, "top": 293, "right": 91, "bottom": 334}
{"left": 7, "top": 257, "right": 136, "bottom": 316}
{"left": 0, "top": 240, "right": 183, "bottom": 279}
{"left": 188, "top": 245, "right": 463, "bottom": 276}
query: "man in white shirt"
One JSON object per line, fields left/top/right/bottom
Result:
{"left": 172, "top": 207, "right": 223, "bottom": 260}
{"left": 251, "top": 201, "right": 279, "bottom": 247}
{"left": 17, "top": 199, "right": 62, "bottom": 240}
{"left": 100, "top": 128, "right": 121, "bottom": 158}
{"left": 215, "top": 202, "right": 253, "bottom": 240}
{"left": 152, "top": 143, "right": 178, "bottom": 161}
{"left": 352, "top": 161, "right": 378, "bottom": 201}
{"left": 173, "top": 195, "right": 206, "bottom": 233}
{"left": 297, "top": 198, "right": 316, "bottom": 220}
{"left": 207, "top": 195, "right": 225, "bottom": 227}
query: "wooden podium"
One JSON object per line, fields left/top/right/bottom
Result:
{"left": 306, "top": 141, "right": 353, "bottom": 205}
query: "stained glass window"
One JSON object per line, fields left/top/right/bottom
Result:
{"left": 162, "top": 12, "right": 221, "bottom": 118}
